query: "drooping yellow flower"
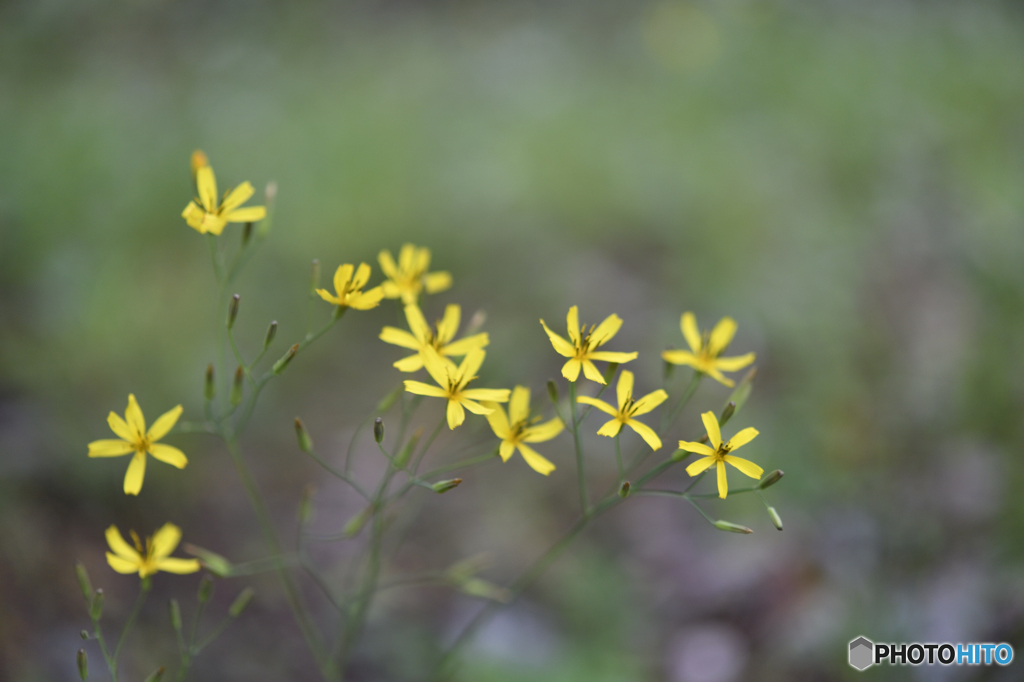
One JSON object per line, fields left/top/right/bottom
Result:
{"left": 404, "top": 347, "right": 510, "bottom": 429}
{"left": 483, "top": 386, "right": 564, "bottom": 475}
{"left": 380, "top": 303, "right": 489, "bottom": 372}
{"left": 662, "top": 313, "right": 755, "bottom": 387}
{"left": 181, "top": 152, "right": 266, "bottom": 236}
{"left": 316, "top": 263, "right": 385, "bottom": 310}
{"left": 540, "top": 306, "right": 638, "bottom": 384}
{"left": 576, "top": 370, "right": 667, "bottom": 450}
{"left": 105, "top": 523, "right": 200, "bottom": 579}
{"left": 378, "top": 244, "right": 452, "bottom": 304}
{"left": 87, "top": 394, "right": 187, "bottom": 496}
{"left": 680, "top": 411, "right": 763, "bottom": 499}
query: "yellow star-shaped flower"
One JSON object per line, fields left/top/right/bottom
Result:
{"left": 316, "top": 263, "right": 385, "bottom": 310}
{"left": 380, "top": 303, "right": 489, "bottom": 372}
{"left": 378, "top": 244, "right": 452, "bottom": 304}
{"left": 483, "top": 386, "right": 564, "bottom": 475}
{"left": 540, "top": 306, "right": 638, "bottom": 384}
{"left": 404, "top": 347, "right": 510, "bottom": 430}
{"left": 576, "top": 370, "right": 667, "bottom": 451}
{"left": 181, "top": 152, "right": 266, "bottom": 236}
{"left": 662, "top": 313, "right": 755, "bottom": 387}
{"left": 679, "top": 411, "right": 763, "bottom": 498}
{"left": 87, "top": 394, "right": 187, "bottom": 495}
{"left": 105, "top": 523, "right": 200, "bottom": 579}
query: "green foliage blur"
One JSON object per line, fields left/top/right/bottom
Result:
{"left": 2, "top": 1, "right": 1024, "bottom": 680}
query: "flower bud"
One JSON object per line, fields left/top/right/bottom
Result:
{"left": 343, "top": 505, "right": 373, "bottom": 538}
{"left": 74, "top": 561, "right": 93, "bottom": 602}
{"left": 602, "top": 362, "right": 620, "bottom": 383}
{"left": 197, "top": 574, "right": 214, "bottom": 604}
{"left": 431, "top": 478, "right": 462, "bottom": 494}
{"left": 263, "top": 321, "right": 278, "bottom": 350}
{"left": 169, "top": 598, "right": 182, "bottom": 633}
{"left": 459, "top": 578, "right": 511, "bottom": 603}
{"left": 546, "top": 380, "right": 559, "bottom": 405}
{"left": 758, "top": 470, "right": 784, "bottom": 489}
{"left": 229, "top": 587, "right": 255, "bottom": 618}
{"left": 204, "top": 363, "right": 215, "bottom": 400}
{"left": 294, "top": 418, "right": 313, "bottom": 453}
{"left": 309, "top": 259, "right": 320, "bottom": 295}
{"left": 670, "top": 448, "right": 687, "bottom": 462}
{"left": 719, "top": 401, "right": 736, "bottom": 427}
{"left": 77, "top": 649, "right": 88, "bottom": 680}
{"left": 373, "top": 417, "right": 384, "bottom": 444}
{"left": 90, "top": 589, "right": 104, "bottom": 621}
{"left": 272, "top": 344, "right": 299, "bottom": 374}
{"left": 230, "top": 366, "right": 244, "bottom": 406}
{"left": 184, "top": 544, "right": 233, "bottom": 578}
{"left": 142, "top": 667, "right": 165, "bottom": 682}
{"left": 80, "top": 630, "right": 89, "bottom": 640}
{"left": 227, "top": 294, "right": 240, "bottom": 330}
{"left": 242, "top": 221, "right": 253, "bottom": 246}
{"left": 663, "top": 355, "right": 675, "bottom": 380}
{"left": 618, "top": 481, "right": 631, "bottom": 498}
{"left": 298, "top": 484, "right": 315, "bottom": 524}
{"left": 265, "top": 181, "right": 277, "bottom": 202}
{"left": 713, "top": 520, "right": 753, "bottom": 534}
{"left": 767, "top": 506, "right": 783, "bottom": 531}
{"left": 393, "top": 428, "right": 422, "bottom": 468}
{"left": 375, "top": 385, "right": 403, "bottom": 412}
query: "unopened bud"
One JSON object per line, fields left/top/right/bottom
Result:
{"left": 459, "top": 578, "right": 511, "bottom": 603}
{"left": 263, "top": 321, "right": 278, "bottom": 350}
{"left": 272, "top": 344, "right": 299, "bottom": 374}
{"left": 77, "top": 649, "right": 88, "bottom": 680}
{"left": 204, "top": 363, "right": 215, "bottom": 400}
{"left": 603, "top": 362, "right": 619, "bottom": 383}
{"left": 90, "top": 589, "right": 104, "bottom": 621}
{"left": 142, "top": 667, "right": 165, "bottom": 682}
{"left": 80, "top": 630, "right": 89, "bottom": 640}
{"left": 373, "top": 417, "right": 384, "bottom": 443}
{"left": 169, "top": 598, "right": 182, "bottom": 633}
{"left": 343, "top": 505, "right": 373, "bottom": 538}
{"left": 309, "top": 259, "right": 320, "bottom": 295}
{"left": 767, "top": 506, "right": 783, "bottom": 531}
{"left": 618, "top": 481, "right": 631, "bottom": 498}
{"left": 298, "top": 484, "right": 315, "bottom": 524}
{"left": 230, "top": 366, "right": 244, "bottom": 406}
{"left": 229, "top": 587, "right": 255, "bottom": 618}
{"left": 264, "top": 181, "right": 277, "bottom": 202}
{"left": 190, "top": 150, "right": 208, "bottom": 176}
{"left": 431, "top": 478, "right": 462, "bottom": 494}
{"left": 242, "top": 221, "right": 253, "bottom": 246}
{"left": 670, "top": 448, "right": 687, "bottom": 462}
{"left": 227, "top": 294, "right": 240, "bottom": 329}
{"left": 758, "top": 470, "right": 784, "bottom": 489}
{"left": 394, "top": 428, "right": 422, "bottom": 468}
{"left": 546, "top": 380, "right": 559, "bottom": 405}
{"left": 294, "top": 418, "right": 313, "bottom": 453}
{"left": 663, "top": 355, "right": 675, "bottom": 380}
{"left": 713, "top": 520, "right": 753, "bottom": 535}
{"left": 74, "top": 561, "right": 93, "bottom": 602}
{"left": 197, "top": 574, "right": 215, "bottom": 603}
{"left": 183, "top": 544, "right": 233, "bottom": 578}
{"left": 719, "top": 401, "right": 736, "bottom": 426}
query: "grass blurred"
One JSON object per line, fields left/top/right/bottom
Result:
{"left": 3, "top": 1, "right": 1024, "bottom": 680}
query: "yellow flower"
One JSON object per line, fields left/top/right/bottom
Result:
{"left": 540, "top": 306, "right": 638, "bottom": 384}
{"left": 378, "top": 244, "right": 452, "bottom": 304}
{"left": 181, "top": 152, "right": 266, "bottom": 236}
{"left": 483, "top": 386, "right": 564, "bottom": 475}
{"left": 576, "top": 370, "right": 667, "bottom": 450}
{"left": 380, "top": 303, "right": 489, "bottom": 372}
{"left": 679, "top": 411, "right": 763, "bottom": 498}
{"left": 404, "top": 347, "right": 510, "bottom": 429}
{"left": 105, "top": 523, "right": 200, "bottom": 579}
{"left": 661, "top": 313, "right": 755, "bottom": 387}
{"left": 316, "top": 263, "right": 385, "bottom": 310}
{"left": 87, "top": 394, "right": 187, "bottom": 496}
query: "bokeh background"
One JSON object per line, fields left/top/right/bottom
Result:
{"left": 3, "top": 0, "right": 1024, "bottom": 680}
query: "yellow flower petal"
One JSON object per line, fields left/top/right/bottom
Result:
{"left": 403, "top": 381, "right": 448, "bottom": 398}
{"left": 705, "top": 367, "right": 735, "bottom": 387}
{"left": 155, "top": 558, "right": 201, "bottom": 574}
{"left": 726, "top": 427, "right": 759, "bottom": 451}
{"left": 685, "top": 455, "right": 716, "bottom": 476}
{"left": 681, "top": 312, "right": 701, "bottom": 353}
{"left": 586, "top": 351, "right": 638, "bottom": 363}
{"left": 405, "top": 304, "right": 431, "bottom": 343}
{"left": 561, "top": 358, "right": 582, "bottom": 382}
{"left": 220, "top": 181, "right": 255, "bottom": 213}
{"left": 437, "top": 305, "right": 461, "bottom": 345}
{"left": 147, "top": 405, "right": 183, "bottom": 442}
{"left": 351, "top": 262, "right": 372, "bottom": 290}
{"left": 522, "top": 417, "right": 564, "bottom": 443}
{"left": 596, "top": 419, "right": 623, "bottom": 437}
{"left": 123, "top": 452, "right": 146, "bottom": 495}
{"left": 701, "top": 411, "right": 722, "bottom": 449}
{"left": 460, "top": 388, "right": 510, "bottom": 402}
{"left": 442, "top": 333, "right": 490, "bottom": 357}
{"left": 566, "top": 306, "right": 581, "bottom": 346}
{"left": 708, "top": 317, "right": 738, "bottom": 356}
{"left": 316, "top": 289, "right": 341, "bottom": 305}
{"left": 678, "top": 441, "right": 716, "bottom": 457}
{"left": 148, "top": 443, "right": 188, "bottom": 469}
{"left": 581, "top": 359, "right": 605, "bottom": 384}
{"left": 196, "top": 165, "right": 218, "bottom": 212}
{"left": 723, "top": 455, "right": 763, "bottom": 480}
{"left": 508, "top": 385, "right": 530, "bottom": 425}
{"left": 716, "top": 460, "right": 728, "bottom": 498}
{"left": 540, "top": 320, "right": 576, "bottom": 358}
{"left": 394, "top": 354, "right": 426, "bottom": 372}
{"left": 631, "top": 389, "right": 668, "bottom": 416}
{"left": 457, "top": 348, "right": 486, "bottom": 383}
{"left": 616, "top": 370, "right": 634, "bottom": 408}
{"left": 661, "top": 349, "right": 698, "bottom": 367}
{"left": 88, "top": 439, "right": 134, "bottom": 457}
{"left": 589, "top": 313, "right": 622, "bottom": 347}
{"left": 181, "top": 201, "right": 206, "bottom": 230}
{"left": 150, "top": 523, "right": 183, "bottom": 559}
{"left": 378, "top": 250, "right": 399, "bottom": 280}
{"left": 498, "top": 438, "right": 516, "bottom": 461}
{"left": 485, "top": 403, "right": 511, "bottom": 440}
{"left": 446, "top": 400, "right": 466, "bottom": 429}
{"left": 517, "top": 443, "right": 556, "bottom": 476}
{"left": 414, "top": 246, "right": 431, "bottom": 274}
{"left": 714, "top": 353, "right": 756, "bottom": 372}
{"left": 460, "top": 398, "right": 493, "bottom": 415}
{"left": 333, "top": 264, "right": 354, "bottom": 297}
{"left": 106, "top": 552, "right": 140, "bottom": 574}
{"left": 125, "top": 394, "right": 146, "bottom": 440}
{"left": 626, "top": 419, "right": 662, "bottom": 451}
{"left": 105, "top": 525, "right": 141, "bottom": 562}
{"left": 349, "top": 287, "right": 384, "bottom": 310}
{"left": 398, "top": 243, "right": 416, "bottom": 272}
{"left": 424, "top": 271, "right": 452, "bottom": 294}
{"left": 380, "top": 326, "right": 421, "bottom": 350}
{"left": 576, "top": 395, "right": 617, "bottom": 416}
{"left": 420, "top": 347, "right": 452, "bottom": 387}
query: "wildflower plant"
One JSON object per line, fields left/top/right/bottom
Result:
{"left": 73, "top": 151, "right": 788, "bottom": 681}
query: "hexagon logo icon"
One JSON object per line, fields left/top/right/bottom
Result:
{"left": 849, "top": 636, "right": 874, "bottom": 670}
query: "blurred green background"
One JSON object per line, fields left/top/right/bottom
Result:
{"left": 3, "top": 0, "right": 1024, "bottom": 680}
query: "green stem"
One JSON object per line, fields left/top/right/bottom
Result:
{"left": 615, "top": 434, "right": 624, "bottom": 483}
{"left": 567, "top": 381, "right": 590, "bottom": 516}
{"left": 410, "top": 416, "right": 447, "bottom": 476}
{"left": 111, "top": 580, "right": 150, "bottom": 679}
{"left": 303, "top": 447, "right": 372, "bottom": 501}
